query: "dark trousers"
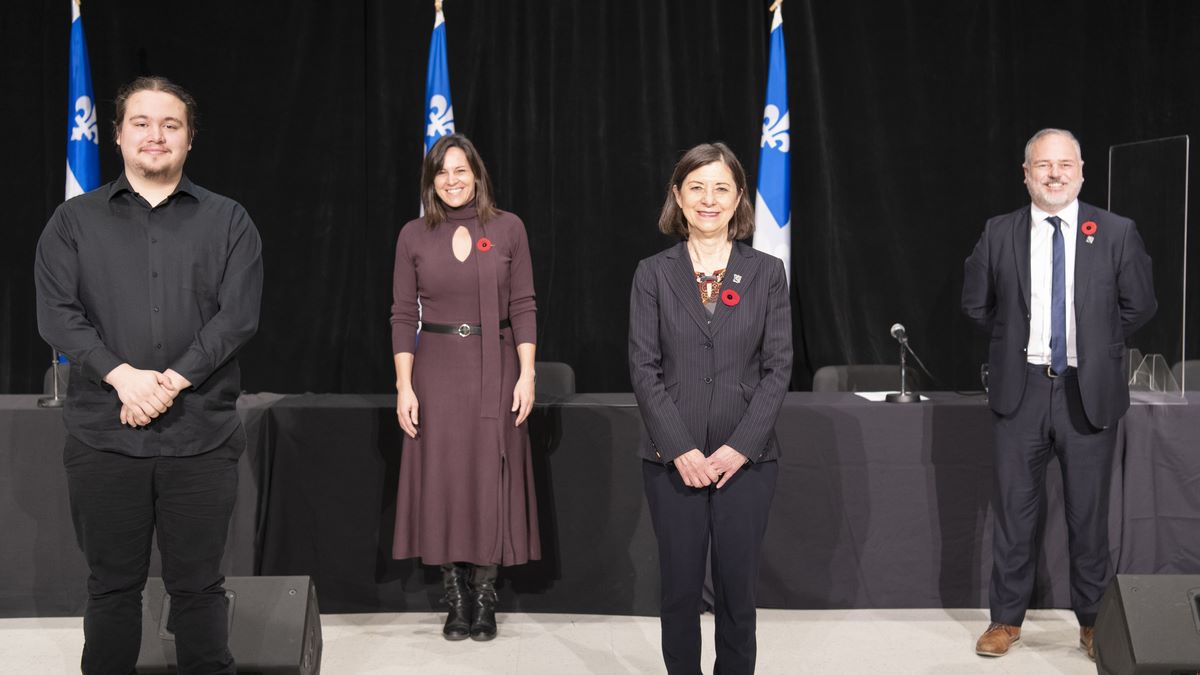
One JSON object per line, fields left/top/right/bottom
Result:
{"left": 64, "top": 434, "right": 241, "bottom": 675}
{"left": 643, "top": 459, "right": 778, "bottom": 675}
{"left": 989, "top": 365, "right": 1117, "bottom": 627}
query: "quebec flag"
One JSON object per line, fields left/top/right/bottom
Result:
{"left": 65, "top": 0, "right": 99, "bottom": 199}
{"left": 752, "top": 5, "right": 791, "bottom": 284}
{"left": 424, "top": 6, "right": 455, "bottom": 154}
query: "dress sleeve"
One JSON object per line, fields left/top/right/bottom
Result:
{"left": 507, "top": 216, "right": 537, "bottom": 345}
{"left": 391, "top": 225, "right": 420, "bottom": 354}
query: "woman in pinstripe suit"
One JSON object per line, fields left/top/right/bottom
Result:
{"left": 629, "top": 143, "right": 792, "bottom": 675}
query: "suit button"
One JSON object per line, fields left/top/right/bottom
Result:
{"left": 703, "top": 377, "right": 712, "bottom": 384}
{"left": 1026, "top": 314, "right": 1031, "bottom": 320}
{"left": 1022, "top": 348, "right": 1027, "bottom": 353}
{"left": 703, "top": 341, "right": 713, "bottom": 349}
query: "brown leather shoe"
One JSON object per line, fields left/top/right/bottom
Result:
{"left": 1080, "top": 626, "right": 1095, "bottom": 660}
{"left": 976, "top": 623, "right": 1021, "bottom": 657}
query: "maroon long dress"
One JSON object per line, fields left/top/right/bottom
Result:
{"left": 390, "top": 203, "right": 540, "bottom": 566}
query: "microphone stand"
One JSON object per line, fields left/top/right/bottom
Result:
{"left": 37, "top": 349, "right": 65, "bottom": 408}
{"left": 886, "top": 340, "right": 921, "bottom": 404}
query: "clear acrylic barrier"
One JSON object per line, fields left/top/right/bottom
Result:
{"left": 1129, "top": 354, "right": 1180, "bottom": 403}
{"left": 1108, "top": 136, "right": 1189, "bottom": 402}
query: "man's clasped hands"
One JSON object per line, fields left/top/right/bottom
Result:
{"left": 104, "top": 364, "right": 193, "bottom": 427}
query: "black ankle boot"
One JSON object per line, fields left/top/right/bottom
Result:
{"left": 441, "top": 564, "right": 471, "bottom": 641}
{"left": 469, "top": 564, "right": 498, "bottom": 641}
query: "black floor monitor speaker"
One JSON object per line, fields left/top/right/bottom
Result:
{"left": 1095, "top": 574, "right": 1200, "bottom": 675}
{"left": 136, "top": 575, "right": 322, "bottom": 674}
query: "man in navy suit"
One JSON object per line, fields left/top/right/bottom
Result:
{"left": 962, "top": 128, "right": 1156, "bottom": 660}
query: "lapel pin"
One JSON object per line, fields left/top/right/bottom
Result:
{"left": 721, "top": 289, "right": 741, "bottom": 306}
{"left": 733, "top": 274, "right": 742, "bottom": 284}
{"left": 1081, "top": 221, "right": 1097, "bottom": 245}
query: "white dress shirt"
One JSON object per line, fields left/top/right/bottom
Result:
{"left": 1027, "top": 200, "right": 1079, "bottom": 368}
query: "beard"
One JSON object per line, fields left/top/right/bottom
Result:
{"left": 138, "top": 166, "right": 172, "bottom": 180}
{"left": 1026, "top": 180, "right": 1081, "bottom": 212}
{"left": 132, "top": 158, "right": 175, "bottom": 181}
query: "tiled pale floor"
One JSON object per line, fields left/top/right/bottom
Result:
{"left": 0, "top": 608, "right": 1097, "bottom": 674}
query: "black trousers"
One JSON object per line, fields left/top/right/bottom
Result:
{"left": 988, "top": 365, "right": 1117, "bottom": 627}
{"left": 643, "top": 459, "right": 778, "bottom": 675}
{"left": 64, "top": 434, "right": 241, "bottom": 675}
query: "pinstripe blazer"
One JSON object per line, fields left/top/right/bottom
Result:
{"left": 629, "top": 241, "right": 792, "bottom": 464}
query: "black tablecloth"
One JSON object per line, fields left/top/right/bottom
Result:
{"left": 0, "top": 394, "right": 268, "bottom": 617}
{"left": 3, "top": 392, "right": 1198, "bottom": 617}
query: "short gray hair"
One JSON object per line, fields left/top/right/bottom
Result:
{"left": 1023, "top": 128, "right": 1081, "bottom": 165}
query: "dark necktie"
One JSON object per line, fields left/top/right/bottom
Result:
{"left": 1047, "top": 215, "right": 1067, "bottom": 375}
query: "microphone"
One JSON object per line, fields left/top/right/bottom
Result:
{"left": 886, "top": 323, "right": 921, "bottom": 404}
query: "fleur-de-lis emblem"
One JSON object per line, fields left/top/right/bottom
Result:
{"left": 760, "top": 104, "right": 789, "bottom": 153}
{"left": 426, "top": 94, "right": 455, "bottom": 139}
{"left": 71, "top": 95, "right": 99, "bottom": 145}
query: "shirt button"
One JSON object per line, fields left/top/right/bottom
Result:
{"left": 703, "top": 377, "right": 713, "bottom": 384}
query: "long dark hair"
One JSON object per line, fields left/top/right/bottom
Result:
{"left": 420, "top": 134, "right": 498, "bottom": 227}
{"left": 657, "top": 142, "right": 755, "bottom": 241}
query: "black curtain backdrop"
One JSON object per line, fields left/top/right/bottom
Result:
{"left": 3, "top": 1, "right": 1199, "bottom": 394}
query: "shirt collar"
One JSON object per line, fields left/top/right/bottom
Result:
{"left": 1031, "top": 200, "right": 1079, "bottom": 230}
{"left": 107, "top": 172, "right": 199, "bottom": 203}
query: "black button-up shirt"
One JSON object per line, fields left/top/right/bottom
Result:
{"left": 34, "top": 173, "right": 263, "bottom": 457}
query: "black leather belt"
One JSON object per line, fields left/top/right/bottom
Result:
{"left": 1028, "top": 363, "right": 1075, "bottom": 379}
{"left": 422, "top": 318, "right": 511, "bottom": 338}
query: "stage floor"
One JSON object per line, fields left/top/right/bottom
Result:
{"left": 0, "top": 608, "right": 1096, "bottom": 674}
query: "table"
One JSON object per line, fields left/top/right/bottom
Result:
{"left": 3, "top": 392, "right": 1198, "bottom": 617}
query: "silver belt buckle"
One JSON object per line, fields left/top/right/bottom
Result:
{"left": 1046, "top": 365, "right": 1057, "bottom": 379}
{"left": 457, "top": 323, "right": 472, "bottom": 338}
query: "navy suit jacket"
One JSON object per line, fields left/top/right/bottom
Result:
{"left": 629, "top": 241, "right": 792, "bottom": 464}
{"left": 962, "top": 201, "right": 1157, "bottom": 429}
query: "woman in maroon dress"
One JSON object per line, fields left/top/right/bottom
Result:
{"left": 390, "top": 134, "right": 539, "bottom": 641}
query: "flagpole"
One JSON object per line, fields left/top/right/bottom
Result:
{"left": 42, "top": 0, "right": 100, "bottom": 408}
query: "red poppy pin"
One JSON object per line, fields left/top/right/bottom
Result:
{"left": 721, "top": 289, "right": 741, "bottom": 306}
{"left": 1081, "top": 220, "right": 1097, "bottom": 244}
{"left": 476, "top": 237, "right": 493, "bottom": 252}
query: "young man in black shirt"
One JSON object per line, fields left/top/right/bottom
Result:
{"left": 34, "top": 76, "right": 263, "bottom": 675}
